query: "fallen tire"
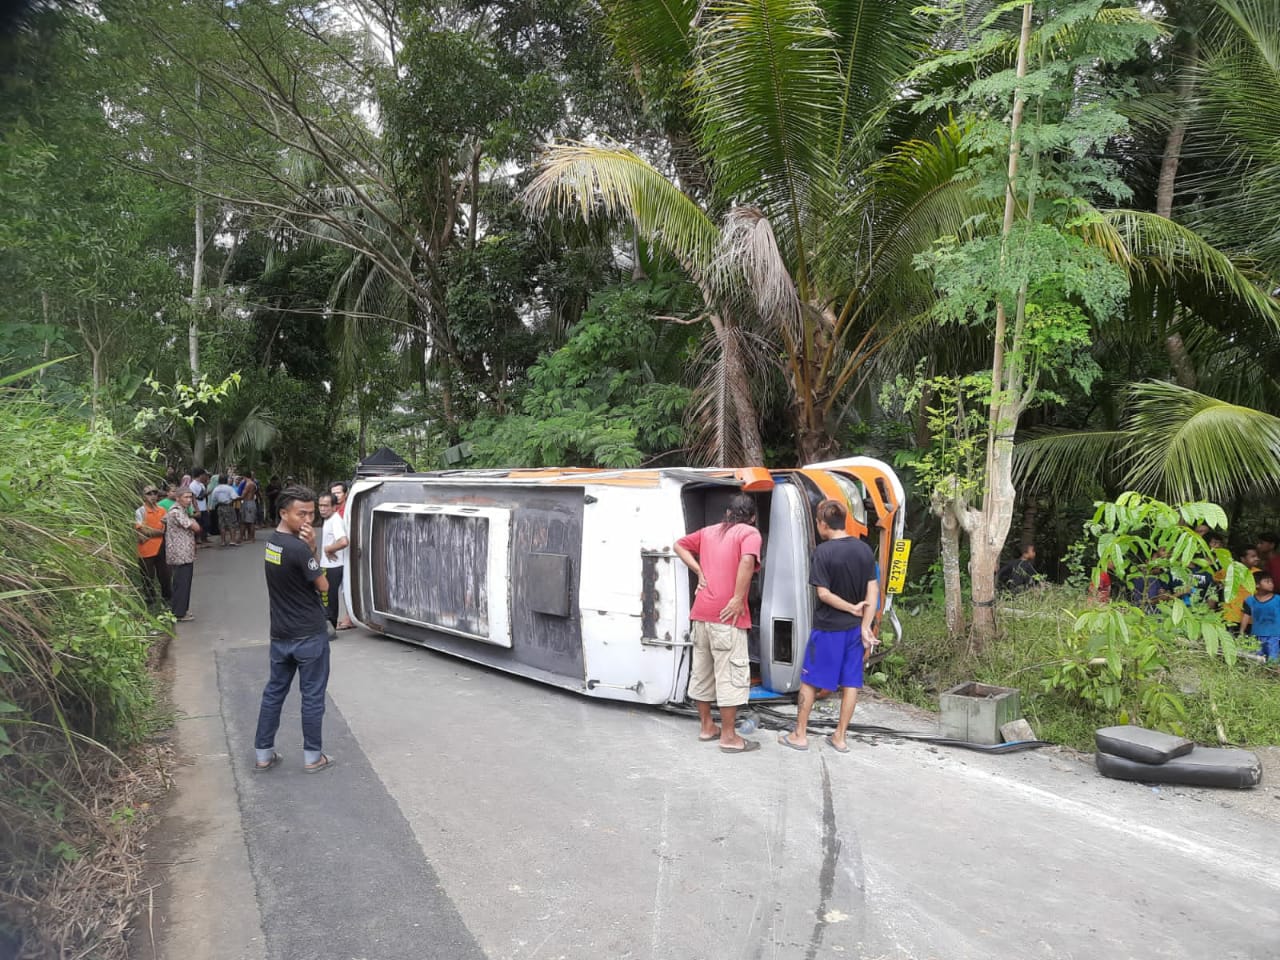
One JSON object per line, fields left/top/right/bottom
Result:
{"left": 1095, "top": 725, "right": 1193, "bottom": 764}
{"left": 1096, "top": 747, "right": 1263, "bottom": 789}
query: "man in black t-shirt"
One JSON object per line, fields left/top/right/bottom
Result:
{"left": 252, "top": 484, "right": 335, "bottom": 774}
{"left": 778, "top": 499, "right": 878, "bottom": 755}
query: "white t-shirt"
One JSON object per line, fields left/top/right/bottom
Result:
{"left": 210, "top": 483, "right": 237, "bottom": 505}
{"left": 190, "top": 479, "right": 207, "bottom": 511}
{"left": 321, "top": 513, "right": 348, "bottom": 569}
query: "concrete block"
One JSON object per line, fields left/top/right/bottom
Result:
{"left": 939, "top": 682, "right": 1021, "bottom": 745}
{"left": 1000, "top": 718, "right": 1037, "bottom": 743}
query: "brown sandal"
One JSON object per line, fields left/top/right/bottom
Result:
{"left": 304, "top": 754, "right": 336, "bottom": 774}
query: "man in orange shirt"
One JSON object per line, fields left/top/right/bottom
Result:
{"left": 134, "top": 485, "right": 171, "bottom": 607}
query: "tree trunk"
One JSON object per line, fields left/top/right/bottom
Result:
{"left": 710, "top": 315, "right": 766, "bottom": 466}
{"left": 935, "top": 491, "right": 966, "bottom": 638}
{"left": 88, "top": 342, "right": 102, "bottom": 423}
{"left": 190, "top": 195, "right": 204, "bottom": 379}
{"left": 1158, "top": 42, "right": 1198, "bottom": 390}
{"left": 970, "top": 3, "right": 1033, "bottom": 646}
{"left": 467, "top": 143, "right": 481, "bottom": 251}
{"left": 1155, "top": 42, "right": 1196, "bottom": 221}
{"left": 1020, "top": 497, "right": 1038, "bottom": 548}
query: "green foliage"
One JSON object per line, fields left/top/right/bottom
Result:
{"left": 878, "top": 585, "right": 1279, "bottom": 749}
{"left": 1041, "top": 493, "right": 1248, "bottom": 732}
{"left": 465, "top": 282, "right": 695, "bottom": 467}
{"left": 888, "top": 371, "right": 989, "bottom": 504}
{"left": 0, "top": 387, "right": 162, "bottom": 929}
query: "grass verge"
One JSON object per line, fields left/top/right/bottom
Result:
{"left": 875, "top": 585, "right": 1279, "bottom": 751}
{"left": 0, "top": 388, "right": 172, "bottom": 959}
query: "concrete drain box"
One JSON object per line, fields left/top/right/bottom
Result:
{"left": 940, "top": 682, "right": 1021, "bottom": 745}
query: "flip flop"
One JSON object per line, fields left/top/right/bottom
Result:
{"left": 719, "top": 739, "right": 761, "bottom": 755}
{"left": 254, "top": 752, "right": 282, "bottom": 773}
{"left": 304, "top": 754, "right": 336, "bottom": 774}
{"left": 825, "top": 735, "right": 851, "bottom": 754}
{"left": 777, "top": 732, "right": 809, "bottom": 751}
{"left": 336, "top": 623, "right": 355, "bottom": 631}
{"left": 698, "top": 727, "right": 722, "bottom": 742}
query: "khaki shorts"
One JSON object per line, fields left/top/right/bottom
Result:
{"left": 689, "top": 621, "right": 750, "bottom": 707}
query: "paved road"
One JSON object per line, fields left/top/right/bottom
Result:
{"left": 145, "top": 536, "right": 1280, "bottom": 960}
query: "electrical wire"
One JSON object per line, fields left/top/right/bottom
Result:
{"left": 661, "top": 699, "right": 1053, "bottom": 754}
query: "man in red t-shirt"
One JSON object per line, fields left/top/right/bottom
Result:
{"left": 1258, "top": 533, "right": 1280, "bottom": 585}
{"left": 674, "top": 494, "right": 762, "bottom": 754}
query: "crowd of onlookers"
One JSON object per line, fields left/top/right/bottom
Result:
{"left": 1084, "top": 527, "right": 1280, "bottom": 661}
{"left": 133, "top": 464, "right": 352, "bottom": 626}
{"left": 994, "top": 527, "right": 1279, "bottom": 662}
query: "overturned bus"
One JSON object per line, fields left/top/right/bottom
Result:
{"left": 344, "top": 457, "right": 906, "bottom": 707}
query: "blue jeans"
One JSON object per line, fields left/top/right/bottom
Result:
{"left": 254, "top": 631, "right": 330, "bottom": 762}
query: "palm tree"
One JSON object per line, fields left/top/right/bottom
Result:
{"left": 1017, "top": 381, "right": 1280, "bottom": 503}
{"left": 1189, "top": 0, "right": 1280, "bottom": 276}
{"left": 526, "top": 0, "right": 976, "bottom": 465}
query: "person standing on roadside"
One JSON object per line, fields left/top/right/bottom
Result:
{"left": 330, "top": 480, "right": 349, "bottom": 518}
{"left": 265, "top": 476, "right": 281, "bottom": 526}
{"left": 165, "top": 487, "right": 201, "bottom": 621}
{"left": 253, "top": 485, "right": 335, "bottom": 774}
{"left": 134, "top": 485, "right": 171, "bottom": 607}
{"left": 210, "top": 476, "right": 240, "bottom": 547}
{"left": 240, "top": 471, "right": 260, "bottom": 541}
{"left": 189, "top": 469, "right": 211, "bottom": 545}
{"left": 673, "top": 494, "right": 762, "bottom": 754}
{"left": 317, "top": 493, "right": 352, "bottom": 631}
{"left": 779, "top": 499, "right": 878, "bottom": 754}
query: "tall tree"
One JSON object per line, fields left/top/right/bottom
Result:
{"left": 914, "top": 0, "right": 1278, "bottom": 643}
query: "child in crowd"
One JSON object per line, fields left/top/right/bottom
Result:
{"left": 1220, "top": 547, "right": 1262, "bottom": 630}
{"left": 1241, "top": 572, "right": 1280, "bottom": 662}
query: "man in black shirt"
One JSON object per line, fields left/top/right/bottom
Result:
{"left": 779, "top": 499, "right": 878, "bottom": 754}
{"left": 253, "top": 484, "right": 334, "bottom": 774}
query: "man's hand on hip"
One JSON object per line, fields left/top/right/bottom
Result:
{"left": 719, "top": 596, "right": 746, "bottom": 623}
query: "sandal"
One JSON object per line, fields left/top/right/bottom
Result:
{"left": 719, "top": 739, "right": 761, "bottom": 755}
{"left": 304, "top": 754, "right": 336, "bottom": 774}
{"left": 698, "top": 727, "right": 722, "bottom": 742}
{"left": 254, "top": 752, "right": 282, "bottom": 772}
{"left": 825, "top": 735, "right": 851, "bottom": 754}
{"left": 777, "top": 732, "right": 809, "bottom": 751}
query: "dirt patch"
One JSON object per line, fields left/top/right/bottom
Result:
{"left": 2, "top": 627, "right": 178, "bottom": 960}
{"left": 2, "top": 741, "right": 174, "bottom": 960}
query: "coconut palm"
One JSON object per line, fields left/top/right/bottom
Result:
{"left": 1016, "top": 381, "right": 1280, "bottom": 503}
{"left": 526, "top": 0, "right": 976, "bottom": 465}
{"left": 1189, "top": 0, "right": 1280, "bottom": 275}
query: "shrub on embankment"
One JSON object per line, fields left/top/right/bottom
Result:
{"left": 0, "top": 388, "right": 165, "bottom": 959}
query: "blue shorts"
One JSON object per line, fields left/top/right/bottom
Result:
{"left": 1256, "top": 636, "right": 1280, "bottom": 661}
{"left": 801, "top": 626, "right": 865, "bottom": 691}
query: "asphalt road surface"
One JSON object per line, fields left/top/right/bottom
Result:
{"left": 145, "top": 535, "right": 1280, "bottom": 960}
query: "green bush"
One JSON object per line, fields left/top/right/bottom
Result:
{"left": 0, "top": 387, "right": 161, "bottom": 946}
{"left": 877, "top": 584, "right": 1278, "bottom": 750}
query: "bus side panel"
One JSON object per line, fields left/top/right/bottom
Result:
{"left": 349, "top": 481, "right": 586, "bottom": 681}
